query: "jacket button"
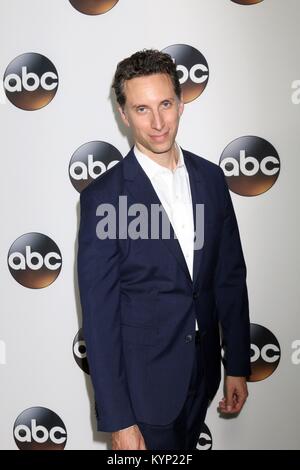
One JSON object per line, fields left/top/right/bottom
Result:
{"left": 185, "top": 334, "right": 193, "bottom": 343}
{"left": 193, "top": 291, "right": 199, "bottom": 299}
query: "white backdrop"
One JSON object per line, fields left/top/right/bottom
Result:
{"left": 0, "top": 0, "right": 299, "bottom": 450}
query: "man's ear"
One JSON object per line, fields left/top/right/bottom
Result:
{"left": 118, "top": 106, "right": 130, "bottom": 127}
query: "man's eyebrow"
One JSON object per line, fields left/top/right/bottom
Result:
{"left": 131, "top": 98, "right": 175, "bottom": 109}
{"left": 160, "top": 97, "right": 175, "bottom": 104}
{"left": 131, "top": 103, "right": 147, "bottom": 109}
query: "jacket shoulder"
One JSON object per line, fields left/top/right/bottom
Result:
{"left": 183, "top": 149, "right": 224, "bottom": 180}
{"left": 80, "top": 156, "right": 125, "bottom": 201}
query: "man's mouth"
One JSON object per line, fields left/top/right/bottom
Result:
{"left": 149, "top": 131, "right": 169, "bottom": 142}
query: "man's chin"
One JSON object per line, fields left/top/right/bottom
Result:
{"left": 146, "top": 142, "right": 174, "bottom": 155}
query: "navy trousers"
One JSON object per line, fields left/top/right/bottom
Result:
{"left": 137, "top": 331, "right": 209, "bottom": 450}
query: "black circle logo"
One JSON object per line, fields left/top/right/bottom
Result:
{"left": 231, "top": 1, "right": 263, "bottom": 5}
{"left": 196, "top": 423, "right": 212, "bottom": 450}
{"left": 13, "top": 407, "right": 67, "bottom": 450}
{"left": 69, "top": 0, "right": 119, "bottom": 15}
{"left": 73, "top": 328, "right": 90, "bottom": 374}
{"left": 3, "top": 53, "right": 58, "bottom": 110}
{"left": 69, "top": 140, "right": 123, "bottom": 192}
{"left": 7, "top": 233, "right": 62, "bottom": 289}
{"left": 219, "top": 136, "right": 280, "bottom": 196}
{"left": 249, "top": 323, "right": 281, "bottom": 382}
{"left": 162, "top": 44, "right": 209, "bottom": 103}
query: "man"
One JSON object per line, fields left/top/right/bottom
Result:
{"left": 77, "top": 49, "right": 251, "bottom": 450}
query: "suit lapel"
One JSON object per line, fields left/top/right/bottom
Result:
{"left": 184, "top": 150, "right": 207, "bottom": 288}
{"left": 123, "top": 148, "right": 206, "bottom": 287}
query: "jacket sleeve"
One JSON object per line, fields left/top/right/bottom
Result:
{"left": 77, "top": 187, "right": 136, "bottom": 432}
{"left": 214, "top": 168, "right": 252, "bottom": 377}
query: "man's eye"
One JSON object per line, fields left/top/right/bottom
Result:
{"left": 162, "top": 101, "right": 171, "bottom": 108}
{"left": 137, "top": 107, "right": 146, "bottom": 113}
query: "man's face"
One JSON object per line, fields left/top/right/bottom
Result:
{"left": 119, "top": 73, "right": 184, "bottom": 157}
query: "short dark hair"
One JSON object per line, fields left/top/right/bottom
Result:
{"left": 112, "top": 49, "right": 182, "bottom": 108}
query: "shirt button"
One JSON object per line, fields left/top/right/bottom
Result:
{"left": 185, "top": 334, "right": 193, "bottom": 343}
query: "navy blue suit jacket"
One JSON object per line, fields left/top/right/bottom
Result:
{"left": 77, "top": 147, "right": 251, "bottom": 432}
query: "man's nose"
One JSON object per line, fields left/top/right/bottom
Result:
{"left": 151, "top": 111, "right": 164, "bottom": 131}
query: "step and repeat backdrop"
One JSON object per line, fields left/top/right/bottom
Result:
{"left": 1, "top": 0, "right": 299, "bottom": 450}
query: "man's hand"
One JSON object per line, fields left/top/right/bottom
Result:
{"left": 218, "top": 376, "right": 248, "bottom": 415}
{"left": 111, "top": 424, "right": 147, "bottom": 450}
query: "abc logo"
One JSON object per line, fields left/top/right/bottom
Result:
{"left": 73, "top": 328, "right": 90, "bottom": 374}
{"left": 196, "top": 423, "right": 212, "bottom": 451}
{"left": 249, "top": 323, "right": 281, "bottom": 382}
{"left": 7, "top": 233, "right": 62, "bottom": 289}
{"left": 69, "top": 141, "right": 122, "bottom": 192}
{"left": 291, "top": 80, "right": 300, "bottom": 105}
{"left": 14, "top": 407, "right": 67, "bottom": 450}
{"left": 219, "top": 136, "right": 280, "bottom": 196}
{"left": 291, "top": 340, "right": 300, "bottom": 365}
{"left": 3, "top": 53, "right": 58, "bottom": 110}
{"left": 231, "top": 0, "right": 263, "bottom": 5}
{"left": 162, "top": 44, "right": 209, "bottom": 103}
{"left": 69, "top": 0, "right": 119, "bottom": 15}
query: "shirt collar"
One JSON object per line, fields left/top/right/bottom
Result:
{"left": 134, "top": 143, "right": 185, "bottom": 179}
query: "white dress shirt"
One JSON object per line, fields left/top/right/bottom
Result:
{"left": 134, "top": 143, "right": 199, "bottom": 331}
